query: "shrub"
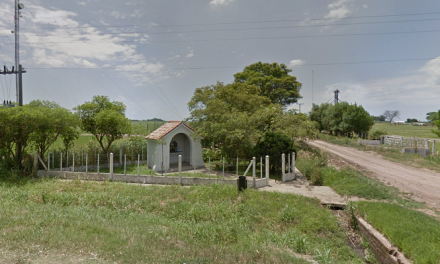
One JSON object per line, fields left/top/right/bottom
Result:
{"left": 253, "top": 131, "right": 296, "bottom": 172}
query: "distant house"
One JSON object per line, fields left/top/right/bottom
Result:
{"left": 391, "top": 121, "right": 406, "bottom": 125}
{"left": 146, "top": 121, "right": 204, "bottom": 172}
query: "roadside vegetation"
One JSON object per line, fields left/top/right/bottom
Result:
{"left": 0, "top": 177, "right": 364, "bottom": 263}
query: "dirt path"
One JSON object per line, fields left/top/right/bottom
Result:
{"left": 309, "top": 140, "right": 440, "bottom": 210}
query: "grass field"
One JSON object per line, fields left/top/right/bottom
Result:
{"left": 0, "top": 178, "right": 365, "bottom": 263}
{"left": 372, "top": 122, "right": 438, "bottom": 139}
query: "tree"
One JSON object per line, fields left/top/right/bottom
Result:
{"left": 426, "top": 111, "right": 439, "bottom": 123}
{"left": 74, "top": 96, "right": 132, "bottom": 156}
{"left": 383, "top": 110, "right": 400, "bottom": 123}
{"left": 372, "top": 115, "right": 386, "bottom": 121}
{"left": 431, "top": 110, "right": 440, "bottom": 138}
{"left": 233, "top": 62, "right": 302, "bottom": 107}
{"left": 406, "top": 118, "right": 418, "bottom": 123}
{"left": 253, "top": 131, "right": 295, "bottom": 172}
{"left": 28, "top": 100, "right": 79, "bottom": 159}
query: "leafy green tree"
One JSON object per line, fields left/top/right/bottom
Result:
{"left": 431, "top": 110, "right": 440, "bottom": 138}
{"left": 426, "top": 111, "right": 439, "bottom": 123}
{"left": 233, "top": 62, "right": 302, "bottom": 107}
{"left": 253, "top": 131, "right": 295, "bottom": 172}
{"left": 28, "top": 100, "right": 79, "bottom": 159}
{"left": 74, "top": 96, "right": 132, "bottom": 156}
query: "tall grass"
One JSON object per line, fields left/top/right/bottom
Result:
{"left": 0, "top": 178, "right": 364, "bottom": 263}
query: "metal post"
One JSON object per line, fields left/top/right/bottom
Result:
{"left": 260, "top": 157, "right": 262, "bottom": 178}
{"left": 265, "top": 155, "right": 269, "bottom": 186}
{"left": 72, "top": 152, "right": 75, "bottom": 172}
{"left": 178, "top": 155, "right": 182, "bottom": 185}
{"left": 86, "top": 153, "right": 88, "bottom": 173}
{"left": 252, "top": 157, "right": 256, "bottom": 188}
{"left": 60, "top": 152, "right": 63, "bottom": 171}
{"left": 52, "top": 151, "right": 54, "bottom": 169}
{"left": 208, "top": 156, "right": 211, "bottom": 179}
{"left": 47, "top": 152, "right": 50, "bottom": 171}
{"left": 120, "top": 147, "right": 123, "bottom": 166}
{"left": 194, "top": 156, "right": 196, "bottom": 177}
{"left": 124, "top": 154, "right": 127, "bottom": 175}
{"left": 66, "top": 151, "right": 69, "bottom": 168}
{"left": 110, "top": 153, "right": 114, "bottom": 180}
{"left": 137, "top": 154, "right": 140, "bottom": 176}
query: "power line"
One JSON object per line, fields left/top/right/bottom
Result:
{"left": 17, "top": 10, "right": 440, "bottom": 30}
{"left": 13, "top": 17, "right": 440, "bottom": 38}
{"left": 4, "top": 28, "right": 440, "bottom": 45}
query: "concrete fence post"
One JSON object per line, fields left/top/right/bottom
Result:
{"left": 86, "top": 154, "right": 88, "bottom": 173}
{"left": 281, "top": 153, "right": 285, "bottom": 182}
{"left": 124, "top": 154, "right": 127, "bottom": 175}
{"left": 432, "top": 140, "right": 436, "bottom": 156}
{"left": 260, "top": 157, "right": 263, "bottom": 179}
{"left": 110, "top": 153, "right": 114, "bottom": 180}
{"left": 33, "top": 151, "right": 38, "bottom": 177}
{"left": 178, "top": 155, "right": 182, "bottom": 185}
{"left": 252, "top": 157, "right": 256, "bottom": 188}
{"left": 425, "top": 139, "right": 429, "bottom": 149}
{"left": 292, "top": 152, "right": 296, "bottom": 179}
{"left": 137, "top": 154, "right": 140, "bottom": 176}
{"left": 288, "top": 153, "right": 291, "bottom": 174}
{"left": 97, "top": 154, "right": 100, "bottom": 174}
{"left": 265, "top": 155, "right": 269, "bottom": 186}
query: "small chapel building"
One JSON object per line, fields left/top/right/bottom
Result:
{"left": 146, "top": 121, "right": 205, "bottom": 172}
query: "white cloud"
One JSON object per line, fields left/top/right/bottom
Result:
{"left": 186, "top": 52, "right": 194, "bottom": 58}
{"left": 363, "top": 4, "right": 368, "bottom": 9}
{"left": 77, "top": 2, "right": 87, "bottom": 6}
{"left": 289, "top": 59, "right": 305, "bottom": 68}
{"left": 210, "top": 0, "right": 235, "bottom": 7}
{"left": 325, "top": 0, "right": 354, "bottom": 20}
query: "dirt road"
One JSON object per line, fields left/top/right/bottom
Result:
{"left": 309, "top": 140, "right": 440, "bottom": 209}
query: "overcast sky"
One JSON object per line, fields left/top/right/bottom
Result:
{"left": 0, "top": 0, "right": 439, "bottom": 121}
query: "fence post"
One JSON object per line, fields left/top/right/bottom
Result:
{"left": 236, "top": 157, "right": 239, "bottom": 177}
{"left": 178, "top": 155, "right": 182, "bottom": 185}
{"left": 266, "top": 155, "right": 269, "bottom": 186}
{"left": 260, "top": 157, "right": 262, "bottom": 179}
{"left": 33, "top": 151, "right": 38, "bottom": 178}
{"left": 66, "top": 151, "right": 69, "bottom": 168}
{"left": 425, "top": 139, "right": 429, "bottom": 149}
{"left": 281, "top": 153, "right": 285, "bottom": 182}
{"left": 138, "top": 154, "right": 140, "bottom": 176}
{"left": 292, "top": 152, "right": 296, "bottom": 179}
{"left": 97, "top": 153, "right": 100, "bottom": 174}
{"left": 52, "top": 151, "right": 54, "bottom": 170}
{"left": 142, "top": 147, "right": 144, "bottom": 161}
{"left": 73, "top": 152, "right": 75, "bottom": 173}
{"left": 48, "top": 152, "right": 50, "bottom": 171}
{"left": 222, "top": 157, "right": 225, "bottom": 179}
{"left": 86, "top": 154, "right": 88, "bottom": 173}
{"left": 60, "top": 152, "right": 63, "bottom": 172}
{"left": 433, "top": 140, "right": 436, "bottom": 156}
{"left": 120, "top": 147, "right": 123, "bottom": 166}
{"left": 208, "top": 156, "right": 211, "bottom": 179}
{"left": 288, "top": 153, "right": 291, "bottom": 174}
{"left": 194, "top": 155, "right": 196, "bottom": 177}
{"left": 110, "top": 153, "right": 114, "bottom": 180}
{"left": 252, "top": 157, "right": 256, "bottom": 188}
{"left": 124, "top": 154, "right": 127, "bottom": 175}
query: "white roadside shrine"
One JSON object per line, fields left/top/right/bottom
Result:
{"left": 146, "top": 121, "right": 205, "bottom": 172}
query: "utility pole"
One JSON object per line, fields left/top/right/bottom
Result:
{"left": 298, "top": 103, "right": 304, "bottom": 113}
{"left": 0, "top": 65, "right": 26, "bottom": 106}
{"left": 15, "top": 0, "right": 25, "bottom": 104}
{"left": 334, "top": 89, "right": 340, "bottom": 104}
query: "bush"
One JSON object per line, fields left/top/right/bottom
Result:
{"left": 370, "top": 129, "right": 387, "bottom": 140}
{"left": 253, "top": 132, "right": 296, "bottom": 172}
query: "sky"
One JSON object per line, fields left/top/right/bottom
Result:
{"left": 0, "top": 0, "right": 439, "bottom": 121}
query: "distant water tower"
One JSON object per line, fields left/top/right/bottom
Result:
{"left": 334, "top": 89, "right": 340, "bottom": 104}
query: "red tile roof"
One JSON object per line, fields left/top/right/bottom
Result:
{"left": 145, "top": 121, "right": 198, "bottom": 140}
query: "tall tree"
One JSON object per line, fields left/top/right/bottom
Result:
{"left": 233, "top": 62, "right": 302, "bottom": 107}
{"left": 383, "top": 110, "right": 400, "bottom": 123}
{"left": 431, "top": 110, "right": 440, "bottom": 138}
{"left": 426, "top": 111, "right": 439, "bottom": 123}
{"left": 74, "top": 96, "right": 132, "bottom": 156}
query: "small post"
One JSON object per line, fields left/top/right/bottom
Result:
{"left": 260, "top": 157, "right": 262, "bottom": 178}
{"left": 142, "top": 146, "right": 144, "bottom": 161}
{"left": 222, "top": 157, "right": 225, "bottom": 179}
{"left": 178, "top": 155, "right": 182, "bottom": 185}
{"left": 86, "top": 153, "right": 88, "bottom": 173}
{"left": 236, "top": 157, "right": 239, "bottom": 177}
{"left": 208, "top": 156, "right": 211, "bottom": 179}
{"left": 281, "top": 153, "right": 285, "bottom": 182}
{"left": 432, "top": 140, "right": 436, "bottom": 156}
{"left": 120, "top": 147, "right": 123, "bottom": 166}
{"left": 81, "top": 150, "right": 83, "bottom": 170}
{"left": 60, "top": 152, "right": 63, "bottom": 172}
{"left": 194, "top": 156, "right": 196, "bottom": 177}
{"left": 110, "top": 153, "right": 114, "bottom": 180}
{"left": 97, "top": 153, "right": 100, "bottom": 174}
{"left": 252, "top": 157, "right": 256, "bottom": 188}
{"left": 292, "top": 152, "right": 296, "bottom": 179}
{"left": 124, "top": 154, "right": 127, "bottom": 175}
{"left": 66, "top": 151, "right": 69, "bottom": 168}
{"left": 288, "top": 153, "right": 291, "bottom": 173}
{"left": 47, "top": 152, "right": 50, "bottom": 171}
{"left": 425, "top": 139, "right": 429, "bottom": 149}
{"left": 137, "top": 154, "right": 140, "bottom": 176}
{"left": 73, "top": 152, "right": 75, "bottom": 172}
{"left": 33, "top": 151, "right": 38, "bottom": 178}
{"left": 265, "top": 155, "right": 269, "bottom": 186}
{"left": 52, "top": 151, "right": 55, "bottom": 169}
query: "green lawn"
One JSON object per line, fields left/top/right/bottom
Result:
{"left": 372, "top": 122, "right": 438, "bottom": 139}
{"left": 0, "top": 178, "right": 364, "bottom": 263}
